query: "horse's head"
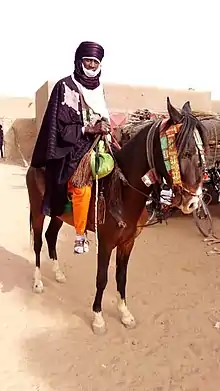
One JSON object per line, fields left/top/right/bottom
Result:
{"left": 166, "top": 97, "right": 208, "bottom": 214}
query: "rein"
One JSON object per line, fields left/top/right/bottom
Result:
{"left": 107, "top": 133, "right": 153, "bottom": 200}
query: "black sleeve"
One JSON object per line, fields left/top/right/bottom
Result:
{"left": 56, "top": 81, "right": 84, "bottom": 145}
{"left": 31, "top": 79, "right": 85, "bottom": 166}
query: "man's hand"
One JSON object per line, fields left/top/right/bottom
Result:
{"left": 85, "top": 120, "right": 110, "bottom": 135}
{"left": 94, "top": 120, "right": 110, "bottom": 134}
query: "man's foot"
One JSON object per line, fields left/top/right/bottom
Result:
{"left": 74, "top": 235, "right": 89, "bottom": 254}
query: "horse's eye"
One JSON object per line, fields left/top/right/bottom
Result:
{"left": 182, "top": 152, "right": 192, "bottom": 159}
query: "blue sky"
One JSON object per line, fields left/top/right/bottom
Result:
{"left": 1, "top": 0, "right": 219, "bottom": 98}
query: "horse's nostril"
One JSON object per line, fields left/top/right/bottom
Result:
{"left": 188, "top": 202, "right": 195, "bottom": 210}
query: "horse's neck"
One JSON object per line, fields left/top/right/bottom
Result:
{"left": 116, "top": 129, "right": 149, "bottom": 189}
{"left": 116, "top": 121, "right": 168, "bottom": 189}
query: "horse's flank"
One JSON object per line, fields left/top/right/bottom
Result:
{"left": 26, "top": 165, "right": 148, "bottom": 232}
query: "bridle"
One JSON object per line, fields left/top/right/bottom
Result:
{"left": 145, "top": 119, "right": 205, "bottom": 201}
{"left": 109, "top": 119, "right": 205, "bottom": 202}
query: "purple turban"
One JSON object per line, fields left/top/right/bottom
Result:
{"left": 74, "top": 41, "right": 104, "bottom": 90}
{"left": 75, "top": 41, "right": 104, "bottom": 63}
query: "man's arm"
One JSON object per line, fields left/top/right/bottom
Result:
{"left": 56, "top": 81, "right": 83, "bottom": 145}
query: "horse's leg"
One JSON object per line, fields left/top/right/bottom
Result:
{"left": 32, "top": 213, "right": 45, "bottom": 293}
{"left": 92, "top": 240, "right": 112, "bottom": 335}
{"left": 45, "top": 217, "right": 66, "bottom": 283}
{"left": 116, "top": 238, "right": 136, "bottom": 328}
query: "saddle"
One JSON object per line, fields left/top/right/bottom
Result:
{"left": 65, "top": 138, "right": 127, "bottom": 229}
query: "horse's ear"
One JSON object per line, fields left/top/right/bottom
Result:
{"left": 167, "top": 97, "right": 182, "bottom": 124}
{"left": 182, "top": 101, "right": 192, "bottom": 114}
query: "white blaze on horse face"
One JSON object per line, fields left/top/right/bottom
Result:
{"left": 33, "top": 267, "right": 44, "bottom": 293}
{"left": 116, "top": 292, "right": 136, "bottom": 328}
{"left": 180, "top": 184, "right": 203, "bottom": 214}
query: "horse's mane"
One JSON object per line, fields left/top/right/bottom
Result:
{"left": 119, "top": 108, "right": 209, "bottom": 156}
{"left": 119, "top": 110, "right": 165, "bottom": 144}
{"left": 175, "top": 113, "right": 209, "bottom": 156}
{"left": 119, "top": 119, "right": 155, "bottom": 151}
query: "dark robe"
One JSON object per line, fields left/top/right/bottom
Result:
{"left": 31, "top": 75, "right": 94, "bottom": 216}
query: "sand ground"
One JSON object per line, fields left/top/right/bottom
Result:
{"left": 1, "top": 162, "right": 220, "bottom": 391}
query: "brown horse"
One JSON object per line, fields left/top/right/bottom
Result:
{"left": 26, "top": 98, "right": 208, "bottom": 334}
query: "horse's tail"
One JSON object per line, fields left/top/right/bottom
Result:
{"left": 29, "top": 209, "right": 32, "bottom": 233}
{"left": 29, "top": 209, "right": 34, "bottom": 245}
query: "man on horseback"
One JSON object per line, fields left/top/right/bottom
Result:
{"left": 31, "top": 41, "right": 111, "bottom": 254}
{"left": 0, "top": 125, "right": 4, "bottom": 159}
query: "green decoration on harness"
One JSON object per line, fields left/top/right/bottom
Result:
{"left": 91, "top": 140, "right": 114, "bottom": 180}
{"left": 160, "top": 135, "right": 171, "bottom": 172}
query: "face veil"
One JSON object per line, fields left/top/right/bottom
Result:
{"left": 74, "top": 41, "right": 104, "bottom": 90}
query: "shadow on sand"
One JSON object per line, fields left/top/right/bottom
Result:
{"left": 0, "top": 246, "right": 33, "bottom": 293}
{"left": 0, "top": 243, "right": 97, "bottom": 322}
{"left": 0, "top": 244, "right": 138, "bottom": 390}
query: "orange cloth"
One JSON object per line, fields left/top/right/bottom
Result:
{"left": 68, "top": 181, "right": 92, "bottom": 235}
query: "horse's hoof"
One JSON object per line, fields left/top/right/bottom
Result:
{"left": 92, "top": 323, "right": 106, "bottom": 335}
{"left": 92, "top": 312, "right": 106, "bottom": 335}
{"left": 55, "top": 271, "right": 66, "bottom": 283}
{"left": 121, "top": 315, "right": 136, "bottom": 329}
{"left": 33, "top": 281, "right": 44, "bottom": 294}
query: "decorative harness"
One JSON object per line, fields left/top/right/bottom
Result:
{"left": 144, "top": 118, "right": 206, "bottom": 199}
{"left": 108, "top": 117, "right": 206, "bottom": 204}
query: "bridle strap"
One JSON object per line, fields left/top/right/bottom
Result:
{"left": 146, "top": 119, "right": 160, "bottom": 170}
{"left": 108, "top": 121, "right": 202, "bottom": 201}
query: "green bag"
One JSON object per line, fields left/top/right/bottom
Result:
{"left": 90, "top": 140, "right": 114, "bottom": 180}
{"left": 64, "top": 199, "right": 72, "bottom": 213}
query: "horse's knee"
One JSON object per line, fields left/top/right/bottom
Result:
{"left": 96, "top": 272, "right": 108, "bottom": 291}
{"left": 33, "top": 236, "right": 43, "bottom": 254}
{"left": 32, "top": 214, "right": 44, "bottom": 253}
{"left": 116, "top": 263, "right": 127, "bottom": 283}
{"left": 46, "top": 218, "right": 63, "bottom": 237}
{"left": 45, "top": 218, "right": 62, "bottom": 259}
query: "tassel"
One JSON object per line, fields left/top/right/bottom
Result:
{"left": 70, "top": 135, "right": 101, "bottom": 188}
{"left": 98, "top": 191, "right": 106, "bottom": 224}
{"left": 70, "top": 150, "right": 93, "bottom": 188}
